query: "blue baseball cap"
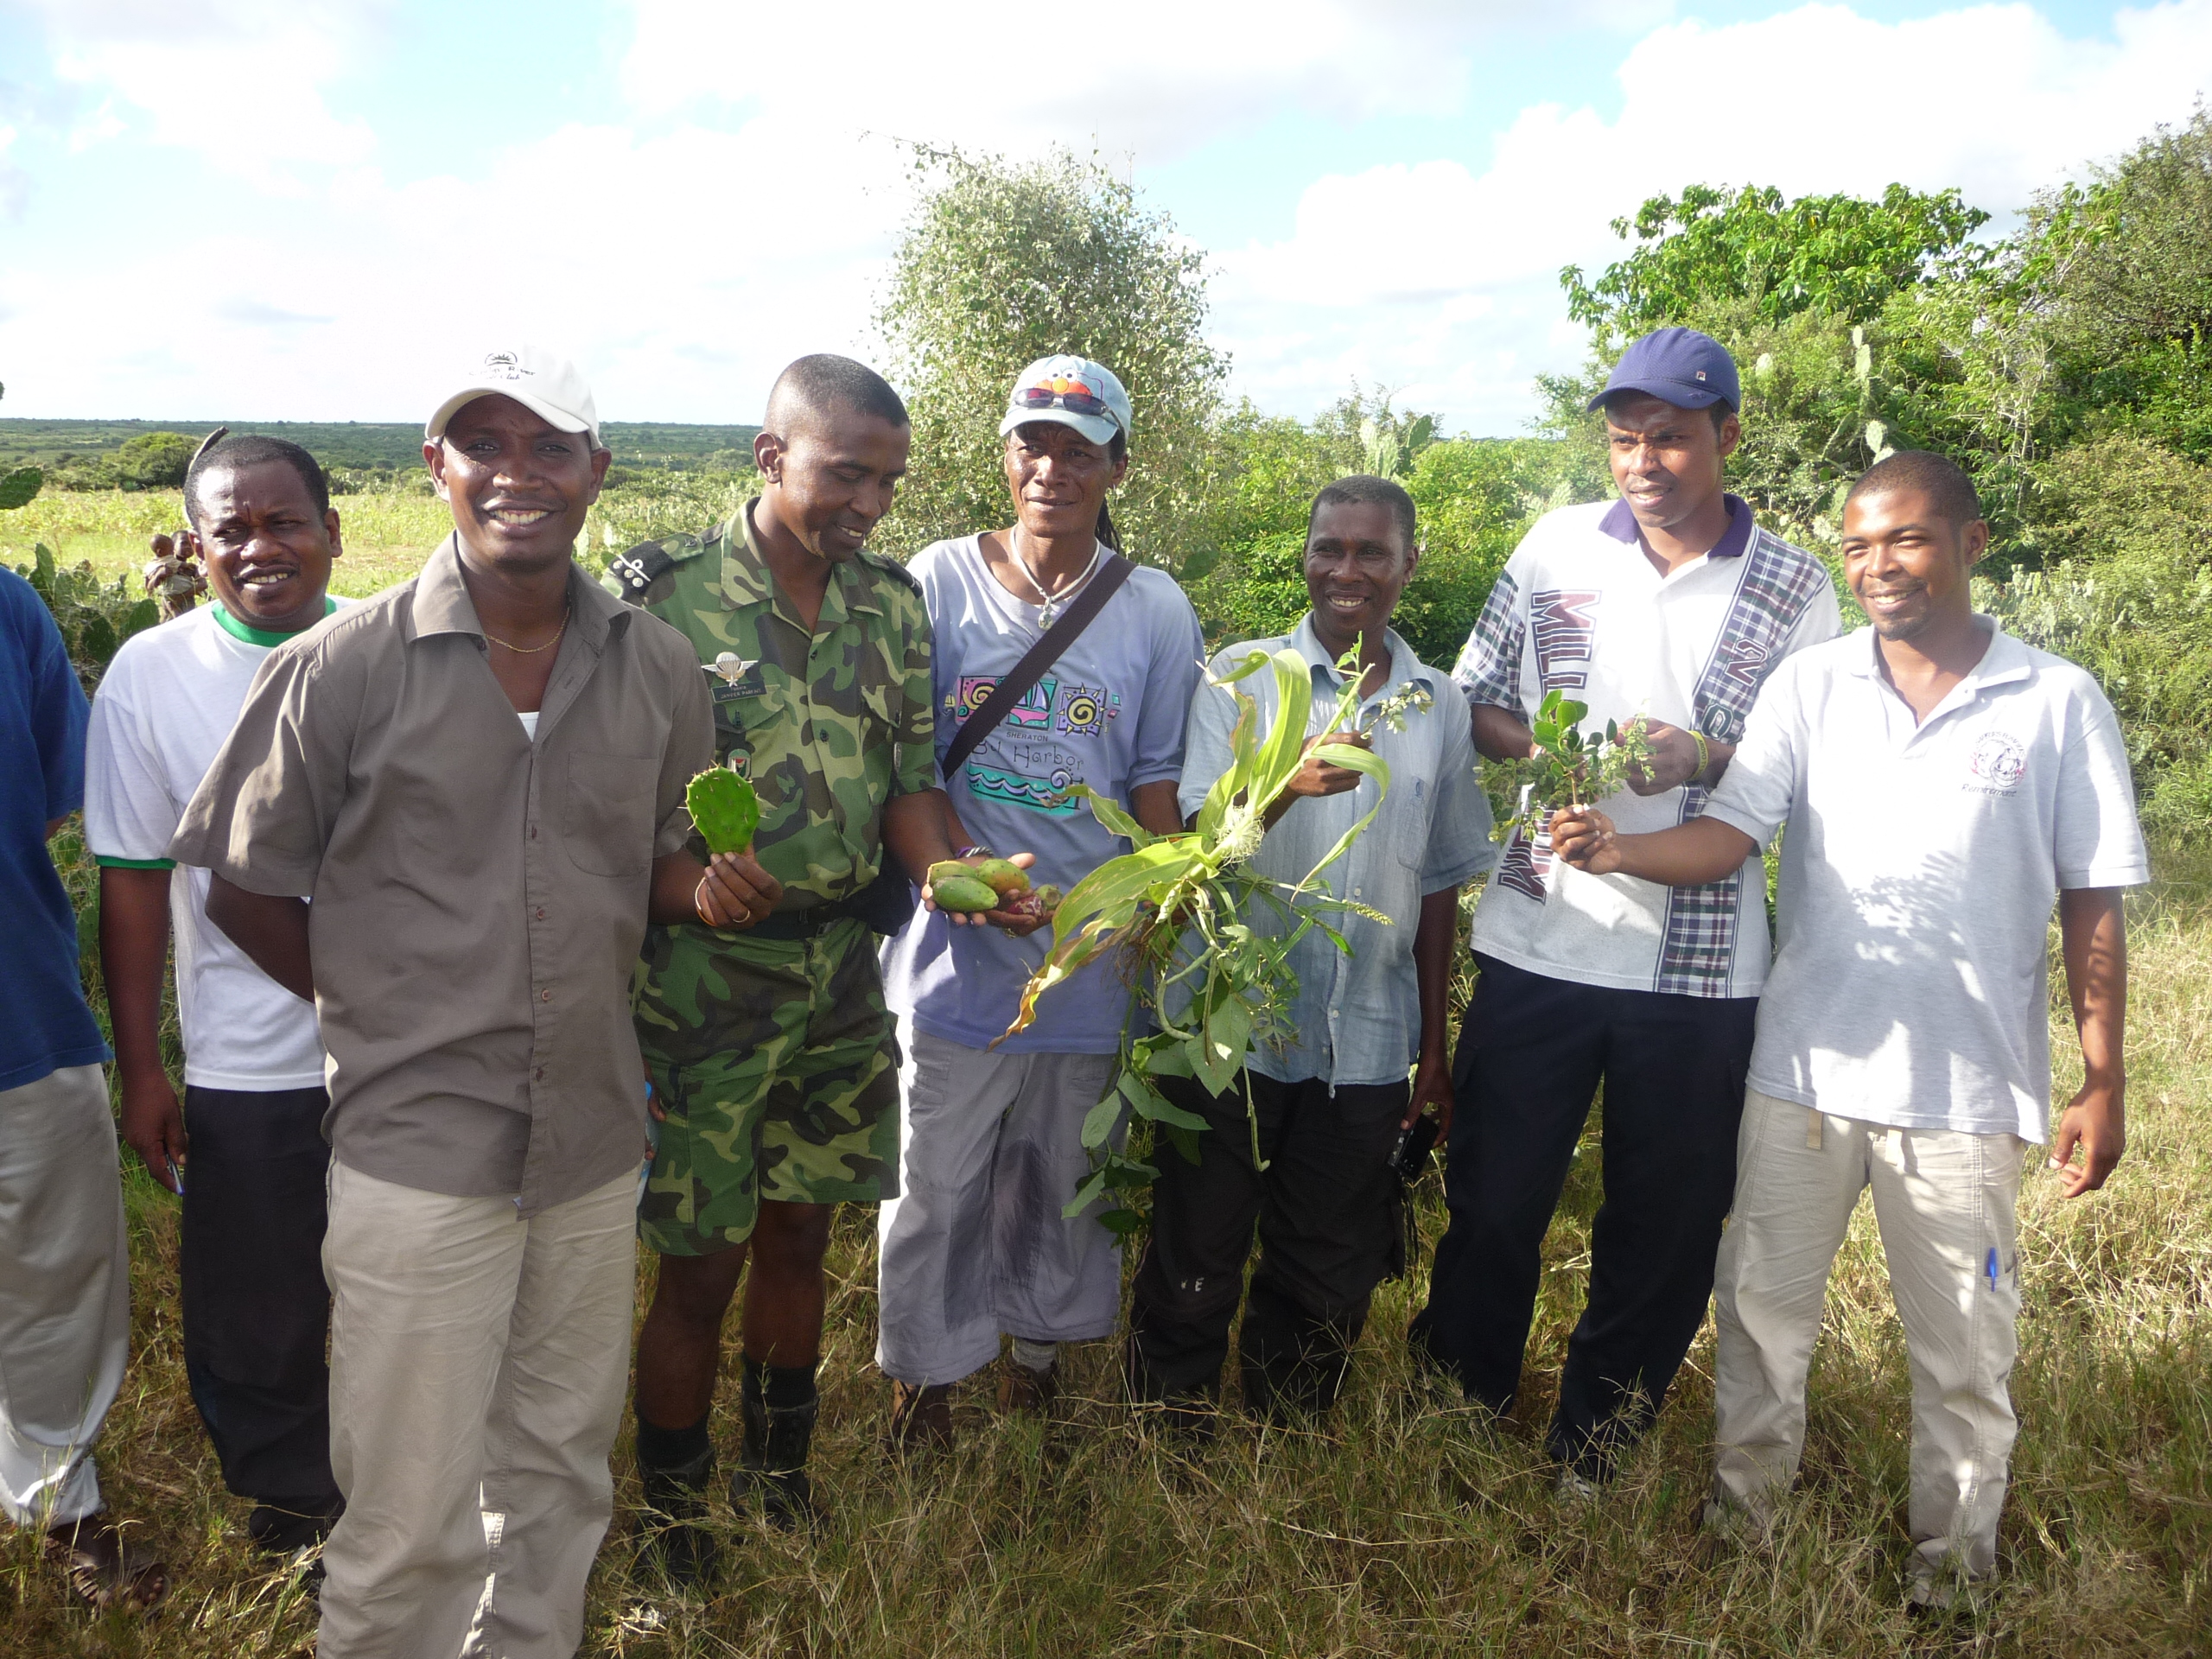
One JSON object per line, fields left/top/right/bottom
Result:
{"left": 1587, "top": 327, "right": 1740, "bottom": 414}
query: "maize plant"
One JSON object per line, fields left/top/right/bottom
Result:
{"left": 1003, "top": 642, "right": 1422, "bottom": 1232}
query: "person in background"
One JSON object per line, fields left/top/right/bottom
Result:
{"left": 610, "top": 355, "right": 995, "bottom": 1585}
{"left": 876, "top": 356, "right": 1205, "bottom": 1446}
{"left": 1550, "top": 450, "right": 2145, "bottom": 1610}
{"left": 0, "top": 563, "right": 168, "bottom": 1612}
{"left": 89, "top": 433, "right": 347, "bottom": 1562}
{"left": 172, "top": 346, "right": 721, "bottom": 1658}
{"left": 1126, "top": 475, "right": 1495, "bottom": 1421}
{"left": 1409, "top": 328, "right": 1842, "bottom": 1497}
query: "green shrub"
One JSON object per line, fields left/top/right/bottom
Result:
{"left": 113, "top": 431, "right": 199, "bottom": 492}
{"left": 12, "top": 541, "right": 158, "bottom": 691}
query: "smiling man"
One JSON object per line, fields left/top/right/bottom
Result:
{"left": 607, "top": 354, "right": 971, "bottom": 1585}
{"left": 87, "top": 434, "right": 346, "bottom": 1563}
{"left": 1409, "top": 328, "right": 1842, "bottom": 1497}
{"left": 1548, "top": 451, "right": 2145, "bottom": 1607}
{"left": 172, "top": 347, "right": 721, "bottom": 1659}
{"left": 1125, "top": 475, "right": 1494, "bottom": 1423}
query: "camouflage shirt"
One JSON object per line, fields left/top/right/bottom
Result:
{"left": 605, "top": 500, "right": 936, "bottom": 915}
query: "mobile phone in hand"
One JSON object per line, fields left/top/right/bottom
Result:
{"left": 1390, "top": 1111, "right": 1440, "bottom": 1181}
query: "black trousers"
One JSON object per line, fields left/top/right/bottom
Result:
{"left": 1127, "top": 1071, "right": 1408, "bottom": 1415}
{"left": 180, "top": 1085, "right": 340, "bottom": 1510}
{"left": 1408, "top": 955, "right": 1756, "bottom": 1480}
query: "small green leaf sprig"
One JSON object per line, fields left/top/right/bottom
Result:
{"left": 1519, "top": 689, "right": 1654, "bottom": 836}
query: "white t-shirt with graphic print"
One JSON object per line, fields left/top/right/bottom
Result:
{"left": 1704, "top": 620, "right": 2148, "bottom": 1141}
{"left": 1455, "top": 496, "right": 1841, "bottom": 999}
{"left": 880, "top": 535, "right": 1206, "bottom": 1054}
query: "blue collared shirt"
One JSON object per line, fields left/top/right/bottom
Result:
{"left": 1175, "top": 615, "right": 1496, "bottom": 1087}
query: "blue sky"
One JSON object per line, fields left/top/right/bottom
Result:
{"left": 2, "top": 0, "right": 2207, "bottom": 435}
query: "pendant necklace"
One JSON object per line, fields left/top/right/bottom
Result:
{"left": 1009, "top": 532, "right": 1102, "bottom": 627}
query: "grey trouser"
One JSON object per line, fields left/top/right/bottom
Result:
{"left": 875, "top": 1027, "right": 1122, "bottom": 1386}
{"left": 0, "top": 1064, "right": 130, "bottom": 1529}
{"left": 1713, "top": 1090, "right": 2025, "bottom": 1580}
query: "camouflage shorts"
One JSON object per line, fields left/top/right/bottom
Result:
{"left": 635, "top": 915, "right": 900, "bottom": 1255}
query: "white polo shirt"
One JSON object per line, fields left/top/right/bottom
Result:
{"left": 1457, "top": 494, "right": 1841, "bottom": 999}
{"left": 1703, "top": 619, "right": 2149, "bottom": 1142}
{"left": 86, "top": 601, "right": 339, "bottom": 1093}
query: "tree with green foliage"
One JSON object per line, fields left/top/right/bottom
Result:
{"left": 1560, "top": 181, "right": 1990, "bottom": 351}
{"left": 873, "top": 144, "right": 1228, "bottom": 576}
{"left": 0, "top": 380, "right": 41, "bottom": 510}
{"left": 113, "top": 430, "right": 198, "bottom": 491}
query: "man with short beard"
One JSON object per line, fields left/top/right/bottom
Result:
{"left": 174, "top": 346, "right": 721, "bottom": 1657}
{"left": 1411, "top": 328, "right": 1842, "bottom": 1497}
{"left": 1550, "top": 450, "right": 2144, "bottom": 1608}
{"left": 90, "top": 434, "right": 348, "bottom": 1560}
{"left": 609, "top": 354, "right": 986, "bottom": 1584}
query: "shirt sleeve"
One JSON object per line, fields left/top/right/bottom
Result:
{"left": 1421, "top": 679, "right": 1497, "bottom": 893}
{"left": 889, "top": 597, "right": 938, "bottom": 798}
{"left": 84, "top": 653, "right": 180, "bottom": 868}
{"left": 1128, "top": 584, "right": 1207, "bottom": 793}
{"left": 1779, "top": 567, "right": 1845, "bottom": 658}
{"left": 655, "top": 639, "right": 716, "bottom": 859}
{"left": 167, "top": 642, "right": 349, "bottom": 896}
{"left": 1453, "top": 563, "right": 1527, "bottom": 713}
{"left": 2055, "top": 677, "right": 2150, "bottom": 890}
{"left": 1700, "top": 659, "right": 1803, "bottom": 850}
{"left": 23, "top": 589, "right": 89, "bottom": 823}
{"left": 1177, "top": 652, "right": 1242, "bottom": 823}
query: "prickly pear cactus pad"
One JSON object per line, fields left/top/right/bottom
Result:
{"left": 687, "top": 767, "right": 760, "bottom": 855}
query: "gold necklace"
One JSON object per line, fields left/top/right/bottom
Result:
{"left": 482, "top": 606, "right": 571, "bottom": 655}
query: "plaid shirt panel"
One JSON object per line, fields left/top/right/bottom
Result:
{"left": 1655, "top": 529, "right": 1834, "bottom": 997}
{"left": 1452, "top": 569, "right": 1524, "bottom": 710}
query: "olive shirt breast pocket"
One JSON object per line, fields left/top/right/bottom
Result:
{"left": 562, "top": 750, "right": 663, "bottom": 877}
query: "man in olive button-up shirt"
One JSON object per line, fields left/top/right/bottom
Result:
{"left": 174, "top": 348, "right": 715, "bottom": 1659}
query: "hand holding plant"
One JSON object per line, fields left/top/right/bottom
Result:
{"left": 1518, "top": 690, "right": 1654, "bottom": 836}
{"left": 1547, "top": 805, "right": 1622, "bottom": 874}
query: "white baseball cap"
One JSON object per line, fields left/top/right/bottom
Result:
{"left": 426, "top": 345, "right": 601, "bottom": 449}
{"left": 997, "top": 355, "right": 1131, "bottom": 448}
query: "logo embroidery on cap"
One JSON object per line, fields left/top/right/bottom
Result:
{"left": 1966, "top": 732, "right": 2027, "bottom": 795}
{"left": 482, "top": 351, "right": 535, "bottom": 383}
{"left": 1694, "top": 369, "right": 1707, "bottom": 381}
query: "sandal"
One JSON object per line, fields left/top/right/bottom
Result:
{"left": 45, "top": 1515, "right": 170, "bottom": 1614}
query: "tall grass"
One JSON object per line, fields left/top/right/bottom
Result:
{"left": 6, "top": 834, "right": 2206, "bottom": 1654}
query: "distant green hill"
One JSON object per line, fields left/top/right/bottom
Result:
{"left": 0, "top": 417, "right": 761, "bottom": 472}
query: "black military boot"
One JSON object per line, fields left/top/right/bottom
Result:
{"left": 730, "top": 1356, "right": 820, "bottom": 1530}
{"left": 634, "top": 1419, "right": 719, "bottom": 1587}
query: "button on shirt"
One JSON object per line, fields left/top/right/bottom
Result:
{"left": 1456, "top": 494, "right": 1840, "bottom": 998}
{"left": 170, "top": 538, "right": 715, "bottom": 1214}
{"left": 1702, "top": 619, "right": 2148, "bottom": 1141}
{"left": 1176, "top": 617, "right": 1497, "bottom": 1086}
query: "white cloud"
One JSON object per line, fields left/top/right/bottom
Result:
{"left": 617, "top": 0, "right": 1674, "bottom": 160}
{"left": 1212, "top": 0, "right": 2212, "bottom": 430}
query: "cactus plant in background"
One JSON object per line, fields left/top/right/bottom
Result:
{"left": 1002, "top": 640, "right": 1406, "bottom": 1232}
{"left": 686, "top": 766, "right": 760, "bottom": 856}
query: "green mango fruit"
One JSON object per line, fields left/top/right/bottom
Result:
{"left": 931, "top": 874, "right": 1001, "bottom": 913}
{"left": 688, "top": 767, "right": 760, "bottom": 855}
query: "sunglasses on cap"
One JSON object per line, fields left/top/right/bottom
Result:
{"left": 1013, "top": 385, "right": 1117, "bottom": 422}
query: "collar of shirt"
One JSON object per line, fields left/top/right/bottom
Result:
{"left": 410, "top": 534, "right": 633, "bottom": 657}
{"left": 712, "top": 499, "right": 887, "bottom": 632}
{"left": 1287, "top": 612, "right": 1449, "bottom": 709}
{"left": 1848, "top": 614, "right": 2033, "bottom": 732}
{"left": 1597, "top": 490, "right": 1754, "bottom": 560}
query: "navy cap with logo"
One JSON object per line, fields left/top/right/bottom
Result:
{"left": 1586, "top": 326, "right": 1741, "bottom": 414}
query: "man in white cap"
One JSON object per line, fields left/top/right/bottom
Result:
{"left": 875, "top": 354, "right": 1204, "bottom": 1446}
{"left": 174, "top": 346, "right": 732, "bottom": 1657}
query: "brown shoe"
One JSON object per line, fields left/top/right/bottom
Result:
{"left": 997, "top": 1358, "right": 1059, "bottom": 1415}
{"left": 45, "top": 1515, "right": 169, "bottom": 1614}
{"left": 886, "top": 1380, "right": 955, "bottom": 1452}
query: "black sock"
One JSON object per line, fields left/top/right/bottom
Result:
{"left": 744, "top": 1354, "right": 819, "bottom": 1410}
{"left": 635, "top": 1412, "right": 712, "bottom": 1472}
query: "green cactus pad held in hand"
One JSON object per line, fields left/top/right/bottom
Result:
{"left": 687, "top": 767, "right": 760, "bottom": 855}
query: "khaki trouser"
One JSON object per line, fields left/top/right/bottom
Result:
{"left": 318, "top": 1161, "right": 638, "bottom": 1659}
{"left": 1711, "top": 1089, "right": 2025, "bottom": 1580}
{"left": 0, "top": 1065, "right": 130, "bottom": 1529}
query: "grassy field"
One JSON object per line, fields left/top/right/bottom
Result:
{"left": 4, "top": 824, "right": 2207, "bottom": 1656}
{"left": 2, "top": 482, "right": 761, "bottom": 599}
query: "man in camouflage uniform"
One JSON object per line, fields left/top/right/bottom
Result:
{"left": 608, "top": 355, "right": 1004, "bottom": 1586}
